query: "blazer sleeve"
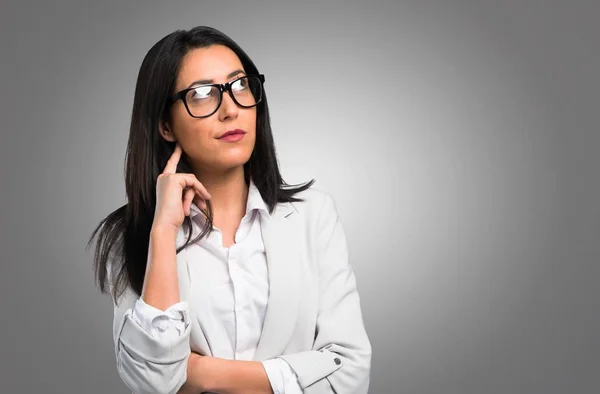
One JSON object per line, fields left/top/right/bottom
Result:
{"left": 131, "top": 297, "right": 189, "bottom": 342}
{"left": 279, "top": 193, "right": 372, "bottom": 393}
{"left": 109, "top": 261, "right": 192, "bottom": 394}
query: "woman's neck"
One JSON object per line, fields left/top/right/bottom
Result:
{"left": 194, "top": 166, "right": 248, "bottom": 218}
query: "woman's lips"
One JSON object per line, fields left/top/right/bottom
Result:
{"left": 218, "top": 129, "right": 246, "bottom": 138}
{"left": 218, "top": 133, "right": 245, "bottom": 142}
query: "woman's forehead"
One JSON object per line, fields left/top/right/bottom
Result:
{"left": 177, "top": 45, "right": 244, "bottom": 87}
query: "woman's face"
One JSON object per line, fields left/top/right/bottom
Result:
{"left": 160, "top": 45, "right": 257, "bottom": 174}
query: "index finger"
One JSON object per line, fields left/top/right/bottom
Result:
{"left": 162, "top": 143, "right": 182, "bottom": 174}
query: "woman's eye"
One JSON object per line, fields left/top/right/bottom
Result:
{"left": 231, "top": 78, "right": 247, "bottom": 92}
{"left": 191, "top": 86, "right": 212, "bottom": 99}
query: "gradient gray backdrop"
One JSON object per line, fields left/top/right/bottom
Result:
{"left": 1, "top": 1, "right": 599, "bottom": 393}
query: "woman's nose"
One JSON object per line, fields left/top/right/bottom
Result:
{"left": 218, "top": 90, "right": 239, "bottom": 121}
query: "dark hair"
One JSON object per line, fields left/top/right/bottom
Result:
{"left": 86, "top": 26, "right": 314, "bottom": 304}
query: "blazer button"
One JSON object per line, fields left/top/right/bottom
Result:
{"left": 334, "top": 357, "right": 341, "bottom": 365}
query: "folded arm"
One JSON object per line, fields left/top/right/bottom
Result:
{"left": 112, "top": 285, "right": 192, "bottom": 394}
{"left": 111, "top": 225, "right": 192, "bottom": 394}
{"left": 113, "top": 279, "right": 301, "bottom": 394}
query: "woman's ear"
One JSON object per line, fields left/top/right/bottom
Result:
{"left": 159, "top": 120, "right": 177, "bottom": 142}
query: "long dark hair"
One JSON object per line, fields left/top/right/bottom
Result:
{"left": 87, "top": 26, "right": 314, "bottom": 305}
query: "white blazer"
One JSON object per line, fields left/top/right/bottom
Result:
{"left": 112, "top": 187, "right": 372, "bottom": 393}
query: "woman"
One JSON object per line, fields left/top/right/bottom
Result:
{"left": 88, "top": 25, "right": 371, "bottom": 394}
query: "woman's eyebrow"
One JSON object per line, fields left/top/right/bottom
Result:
{"left": 185, "top": 69, "right": 245, "bottom": 88}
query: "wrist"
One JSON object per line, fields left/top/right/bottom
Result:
{"left": 150, "top": 223, "right": 179, "bottom": 240}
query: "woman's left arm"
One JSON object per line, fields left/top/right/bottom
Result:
{"left": 182, "top": 355, "right": 302, "bottom": 394}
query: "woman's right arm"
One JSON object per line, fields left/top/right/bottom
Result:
{"left": 112, "top": 143, "right": 211, "bottom": 394}
{"left": 112, "top": 228, "right": 192, "bottom": 394}
{"left": 141, "top": 226, "right": 182, "bottom": 311}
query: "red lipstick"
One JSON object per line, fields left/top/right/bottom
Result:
{"left": 218, "top": 129, "right": 246, "bottom": 142}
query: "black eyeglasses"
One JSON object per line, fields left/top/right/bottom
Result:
{"left": 167, "top": 74, "right": 265, "bottom": 118}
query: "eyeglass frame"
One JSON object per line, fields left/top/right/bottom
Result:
{"left": 166, "top": 74, "right": 266, "bottom": 118}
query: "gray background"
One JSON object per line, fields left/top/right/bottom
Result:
{"left": 1, "top": 1, "right": 598, "bottom": 393}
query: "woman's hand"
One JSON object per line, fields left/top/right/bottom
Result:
{"left": 152, "top": 143, "right": 211, "bottom": 234}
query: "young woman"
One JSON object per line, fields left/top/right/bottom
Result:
{"left": 88, "top": 25, "right": 371, "bottom": 394}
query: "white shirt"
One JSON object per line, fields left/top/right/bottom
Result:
{"left": 130, "top": 179, "right": 302, "bottom": 393}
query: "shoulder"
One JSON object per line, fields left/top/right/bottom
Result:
{"left": 286, "top": 185, "right": 339, "bottom": 222}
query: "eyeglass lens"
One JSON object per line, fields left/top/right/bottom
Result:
{"left": 185, "top": 76, "right": 263, "bottom": 117}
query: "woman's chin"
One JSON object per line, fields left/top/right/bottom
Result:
{"left": 218, "top": 154, "right": 252, "bottom": 170}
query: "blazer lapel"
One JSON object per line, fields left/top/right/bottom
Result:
{"left": 253, "top": 201, "right": 301, "bottom": 361}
